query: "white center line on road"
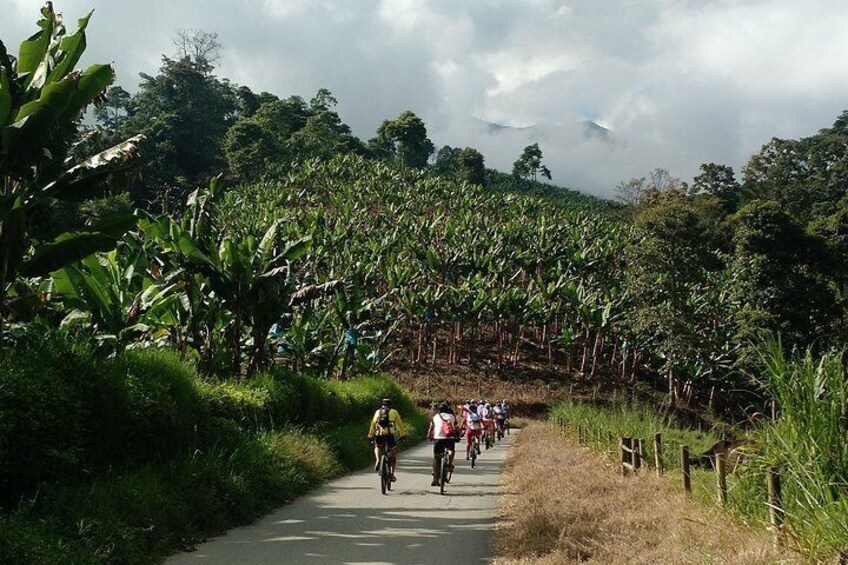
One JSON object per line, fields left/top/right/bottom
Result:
{"left": 166, "top": 431, "right": 517, "bottom": 565}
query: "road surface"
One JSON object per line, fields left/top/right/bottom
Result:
{"left": 166, "top": 432, "right": 516, "bottom": 565}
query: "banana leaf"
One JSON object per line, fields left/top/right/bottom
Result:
{"left": 22, "top": 231, "right": 124, "bottom": 277}
{"left": 48, "top": 11, "right": 93, "bottom": 83}
{"left": 17, "top": 4, "right": 55, "bottom": 77}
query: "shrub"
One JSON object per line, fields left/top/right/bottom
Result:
{"left": 0, "top": 336, "right": 98, "bottom": 504}
{"left": 101, "top": 349, "right": 209, "bottom": 462}
{"left": 0, "top": 339, "right": 210, "bottom": 505}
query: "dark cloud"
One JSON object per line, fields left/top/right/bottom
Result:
{"left": 2, "top": 0, "right": 847, "bottom": 196}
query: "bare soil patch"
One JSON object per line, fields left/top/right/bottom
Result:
{"left": 494, "top": 422, "right": 800, "bottom": 564}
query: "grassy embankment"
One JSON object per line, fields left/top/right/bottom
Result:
{"left": 0, "top": 335, "right": 427, "bottom": 564}
{"left": 547, "top": 343, "right": 848, "bottom": 562}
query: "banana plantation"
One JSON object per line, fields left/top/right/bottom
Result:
{"left": 4, "top": 4, "right": 847, "bottom": 412}
{"left": 8, "top": 146, "right": 755, "bottom": 411}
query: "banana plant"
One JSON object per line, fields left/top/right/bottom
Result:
{"left": 0, "top": 4, "right": 144, "bottom": 327}
{"left": 52, "top": 239, "right": 182, "bottom": 351}
{"left": 205, "top": 221, "right": 312, "bottom": 375}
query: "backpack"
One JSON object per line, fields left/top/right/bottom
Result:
{"left": 376, "top": 407, "right": 392, "bottom": 435}
{"left": 439, "top": 414, "right": 456, "bottom": 437}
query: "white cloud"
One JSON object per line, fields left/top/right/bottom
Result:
{"left": 1, "top": 0, "right": 847, "bottom": 196}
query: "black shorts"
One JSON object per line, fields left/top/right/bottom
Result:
{"left": 433, "top": 439, "right": 456, "bottom": 456}
{"left": 374, "top": 435, "right": 397, "bottom": 451}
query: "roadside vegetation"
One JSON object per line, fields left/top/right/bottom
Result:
{"left": 495, "top": 422, "right": 798, "bottom": 564}
{"left": 0, "top": 335, "right": 426, "bottom": 564}
{"left": 549, "top": 340, "right": 848, "bottom": 561}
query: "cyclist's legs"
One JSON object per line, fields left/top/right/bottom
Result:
{"left": 373, "top": 437, "right": 384, "bottom": 468}
{"left": 385, "top": 435, "right": 398, "bottom": 477}
{"left": 432, "top": 439, "right": 450, "bottom": 477}
{"left": 465, "top": 430, "right": 479, "bottom": 457}
{"left": 432, "top": 441, "right": 443, "bottom": 480}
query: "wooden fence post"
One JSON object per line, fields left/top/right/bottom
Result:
{"left": 681, "top": 445, "right": 691, "bottom": 497}
{"left": 653, "top": 432, "right": 663, "bottom": 476}
{"left": 768, "top": 467, "right": 784, "bottom": 544}
{"left": 634, "top": 439, "right": 643, "bottom": 473}
{"left": 621, "top": 437, "right": 632, "bottom": 475}
{"left": 716, "top": 453, "right": 728, "bottom": 506}
{"left": 577, "top": 424, "right": 584, "bottom": 445}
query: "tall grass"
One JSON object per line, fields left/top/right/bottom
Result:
{"left": 733, "top": 338, "right": 848, "bottom": 559}
{"left": 550, "top": 338, "right": 848, "bottom": 561}
{"left": 550, "top": 398, "right": 718, "bottom": 471}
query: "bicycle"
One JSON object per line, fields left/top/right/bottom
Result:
{"left": 374, "top": 442, "right": 393, "bottom": 495}
{"left": 484, "top": 426, "right": 493, "bottom": 450}
{"left": 468, "top": 434, "right": 479, "bottom": 468}
{"left": 496, "top": 419, "right": 505, "bottom": 441}
{"left": 436, "top": 448, "right": 454, "bottom": 494}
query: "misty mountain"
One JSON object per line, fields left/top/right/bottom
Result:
{"left": 475, "top": 118, "right": 613, "bottom": 144}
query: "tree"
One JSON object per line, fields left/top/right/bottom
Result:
{"left": 731, "top": 201, "right": 838, "bottom": 353}
{"left": 615, "top": 167, "right": 686, "bottom": 207}
{"left": 123, "top": 54, "right": 237, "bottom": 199}
{"left": 433, "top": 146, "right": 486, "bottom": 186}
{"left": 292, "top": 90, "right": 365, "bottom": 160}
{"left": 433, "top": 145, "right": 461, "bottom": 176}
{"left": 0, "top": 4, "right": 143, "bottom": 325}
{"left": 459, "top": 147, "right": 486, "bottom": 186}
{"left": 741, "top": 112, "right": 848, "bottom": 225}
{"left": 512, "top": 143, "right": 551, "bottom": 181}
{"left": 94, "top": 86, "right": 131, "bottom": 131}
{"left": 626, "top": 196, "right": 727, "bottom": 402}
{"left": 693, "top": 163, "right": 741, "bottom": 209}
{"left": 375, "top": 111, "right": 434, "bottom": 168}
{"left": 615, "top": 177, "right": 647, "bottom": 206}
{"left": 172, "top": 29, "right": 221, "bottom": 72}
{"left": 224, "top": 90, "right": 363, "bottom": 181}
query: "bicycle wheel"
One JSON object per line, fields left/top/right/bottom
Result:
{"left": 485, "top": 431, "right": 492, "bottom": 450}
{"left": 470, "top": 444, "right": 476, "bottom": 468}
{"left": 439, "top": 456, "right": 447, "bottom": 495}
{"left": 379, "top": 455, "right": 389, "bottom": 495}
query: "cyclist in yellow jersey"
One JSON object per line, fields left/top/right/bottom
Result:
{"left": 367, "top": 398, "right": 407, "bottom": 482}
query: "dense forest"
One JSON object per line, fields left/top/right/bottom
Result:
{"left": 2, "top": 5, "right": 848, "bottom": 562}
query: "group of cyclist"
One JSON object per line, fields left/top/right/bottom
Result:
{"left": 366, "top": 397, "right": 511, "bottom": 488}
{"left": 458, "top": 398, "right": 510, "bottom": 460}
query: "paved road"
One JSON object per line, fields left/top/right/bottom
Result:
{"left": 166, "top": 432, "right": 516, "bottom": 565}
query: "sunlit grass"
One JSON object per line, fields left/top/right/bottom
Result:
{"left": 549, "top": 340, "right": 848, "bottom": 561}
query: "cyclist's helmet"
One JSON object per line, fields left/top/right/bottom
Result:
{"left": 438, "top": 402, "right": 451, "bottom": 413}
{"left": 381, "top": 398, "right": 393, "bottom": 408}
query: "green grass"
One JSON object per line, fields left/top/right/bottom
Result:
{"left": 550, "top": 341, "right": 848, "bottom": 563}
{"left": 550, "top": 397, "right": 719, "bottom": 472}
{"left": 0, "top": 336, "right": 427, "bottom": 565}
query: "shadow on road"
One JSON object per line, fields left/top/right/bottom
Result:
{"left": 169, "top": 435, "right": 516, "bottom": 565}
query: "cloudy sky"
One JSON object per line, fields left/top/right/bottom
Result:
{"left": 2, "top": 0, "right": 847, "bottom": 197}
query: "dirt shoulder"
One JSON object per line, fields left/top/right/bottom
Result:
{"left": 494, "top": 422, "right": 800, "bottom": 564}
